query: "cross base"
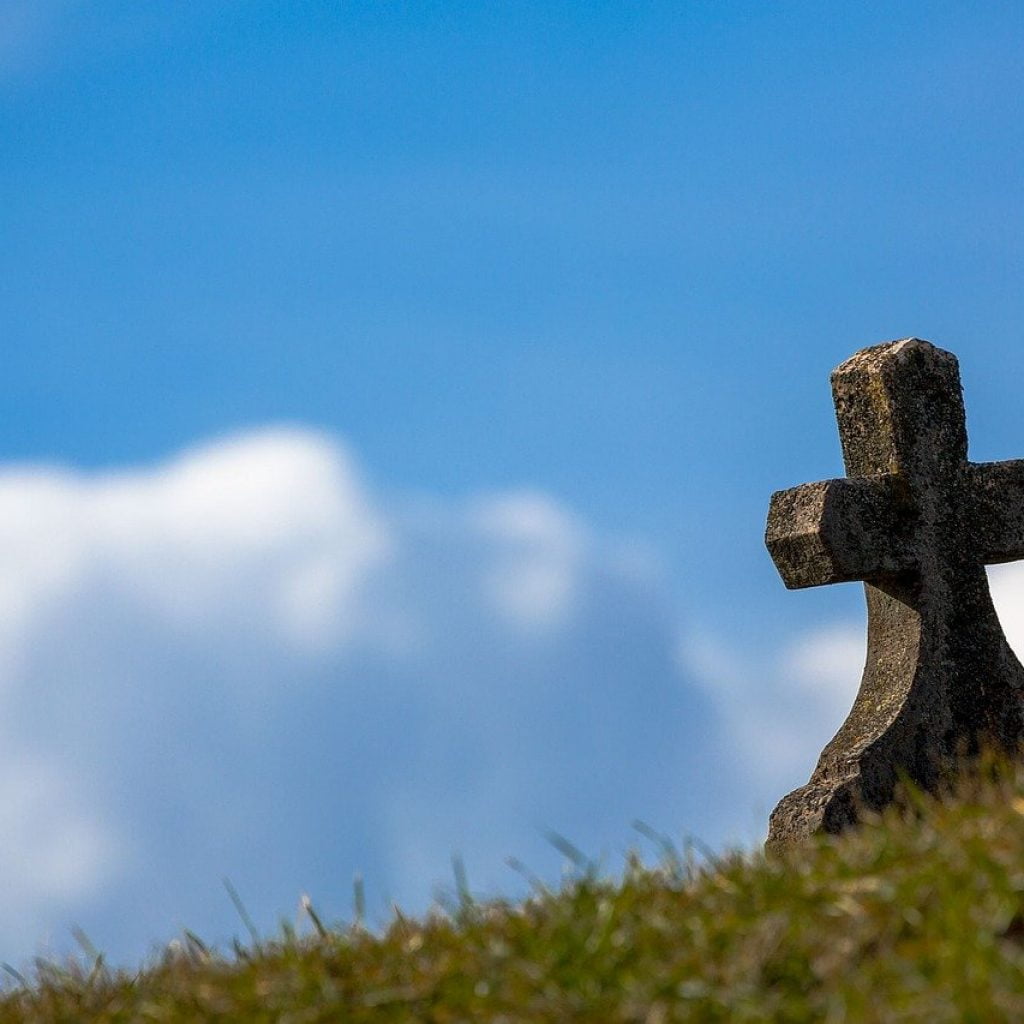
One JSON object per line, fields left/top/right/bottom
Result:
{"left": 767, "top": 574, "right": 1024, "bottom": 849}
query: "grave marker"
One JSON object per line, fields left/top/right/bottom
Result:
{"left": 765, "top": 338, "right": 1024, "bottom": 847}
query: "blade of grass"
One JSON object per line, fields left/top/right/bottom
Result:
{"left": 301, "top": 894, "right": 329, "bottom": 939}
{"left": 223, "top": 877, "right": 261, "bottom": 948}
{"left": 353, "top": 874, "right": 366, "bottom": 929}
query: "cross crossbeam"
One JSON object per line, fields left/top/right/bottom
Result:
{"left": 764, "top": 339, "right": 1024, "bottom": 847}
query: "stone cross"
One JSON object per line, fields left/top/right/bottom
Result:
{"left": 764, "top": 338, "right": 1024, "bottom": 848}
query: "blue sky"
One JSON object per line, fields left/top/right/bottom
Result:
{"left": 1, "top": 1, "right": 1023, "bottom": 967}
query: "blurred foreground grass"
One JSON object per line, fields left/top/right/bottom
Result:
{"left": 6, "top": 763, "right": 1024, "bottom": 1021}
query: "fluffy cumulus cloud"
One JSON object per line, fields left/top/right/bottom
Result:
{"left": 0, "top": 428, "right": 730, "bottom": 965}
{"left": 679, "top": 622, "right": 865, "bottom": 806}
{"left": 0, "top": 429, "right": 391, "bottom": 956}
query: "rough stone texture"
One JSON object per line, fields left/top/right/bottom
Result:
{"left": 764, "top": 338, "right": 1024, "bottom": 849}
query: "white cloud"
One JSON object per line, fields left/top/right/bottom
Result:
{"left": 0, "top": 429, "right": 390, "bottom": 696}
{"left": 0, "top": 427, "right": 726, "bottom": 965}
{"left": 988, "top": 563, "right": 1024, "bottom": 661}
{"left": 0, "top": 753, "right": 121, "bottom": 952}
{"left": 784, "top": 623, "right": 865, "bottom": 703}
{"left": 679, "top": 620, "right": 864, "bottom": 802}
{"left": 0, "top": 427, "right": 399, "bottom": 953}
{"left": 89, "top": 429, "right": 391, "bottom": 656}
{"left": 470, "top": 492, "right": 585, "bottom": 630}
{"left": 0, "top": 757, "right": 119, "bottom": 898}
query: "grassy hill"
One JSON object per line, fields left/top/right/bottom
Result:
{"left": 5, "top": 763, "right": 1024, "bottom": 1022}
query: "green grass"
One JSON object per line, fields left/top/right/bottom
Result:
{"left": 6, "top": 764, "right": 1024, "bottom": 1022}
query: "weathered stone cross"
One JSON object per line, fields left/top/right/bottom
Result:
{"left": 765, "top": 338, "right": 1024, "bottom": 848}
